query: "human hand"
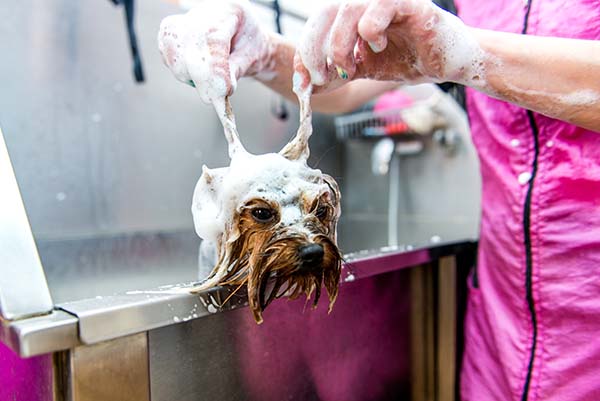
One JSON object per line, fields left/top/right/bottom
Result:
{"left": 294, "top": 0, "right": 484, "bottom": 93}
{"left": 158, "top": 0, "right": 277, "bottom": 104}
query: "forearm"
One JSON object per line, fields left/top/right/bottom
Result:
{"left": 256, "top": 33, "right": 297, "bottom": 102}
{"left": 259, "top": 34, "right": 398, "bottom": 114}
{"left": 469, "top": 28, "right": 600, "bottom": 132}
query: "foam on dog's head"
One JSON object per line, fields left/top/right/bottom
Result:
{"left": 190, "top": 88, "right": 342, "bottom": 323}
{"left": 192, "top": 152, "right": 329, "bottom": 245}
{"left": 193, "top": 90, "right": 319, "bottom": 245}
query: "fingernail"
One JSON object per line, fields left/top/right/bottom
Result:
{"left": 336, "top": 66, "right": 349, "bottom": 80}
{"left": 368, "top": 41, "right": 383, "bottom": 53}
{"left": 187, "top": 80, "right": 196, "bottom": 88}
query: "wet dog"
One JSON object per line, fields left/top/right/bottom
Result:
{"left": 191, "top": 98, "right": 342, "bottom": 324}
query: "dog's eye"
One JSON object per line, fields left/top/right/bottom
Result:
{"left": 315, "top": 205, "right": 329, "bottom": 220}
{"left": 251, "top": 208, "right": 275, "bottom": 223}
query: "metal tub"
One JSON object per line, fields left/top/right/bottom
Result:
{"left": 0, "top": 1, "right": 481, "bottom": 400}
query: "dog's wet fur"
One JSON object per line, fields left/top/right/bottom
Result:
{"left": 190, "top": 96, "right": 342, "bottom": 323}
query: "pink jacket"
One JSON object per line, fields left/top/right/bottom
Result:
{"left": 454, "top": 1, "right": 600, "bottom": 400}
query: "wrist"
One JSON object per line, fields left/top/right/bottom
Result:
{"left": 255, "top": 32, "right": 293, "bottom": 83}
{"left": 436, "top": 16, "right": 486, "bottom": 88}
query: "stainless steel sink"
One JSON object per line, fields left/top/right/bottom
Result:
{"left": 0, "top": 1, "right": 481, "bottom": 400}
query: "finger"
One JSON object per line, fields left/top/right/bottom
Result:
{"left": 205, "top": 10, "right": 242, "bottom": 95}
{"left": 328, "top": 2, "right": 368, "bottom": 81}
{"left": 185, "top": 7, "right": 242, "bottom": 101}
{"left": 294, "top": 51, "right": 345, "bottom": 95}
{"left": 357, "top": 0, "right": 396, "bottom": 53}
{"left": 297, "top": 3, "right": 339, "bottom": 86}
{"left": 158, "top": 15, "right": 190, "bottom": 83}
{"left": 228, "top": 7, "right": 267, "bottom": 81}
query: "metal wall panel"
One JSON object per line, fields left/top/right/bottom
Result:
{"left": 0, "top": 0, "right": 319, "bottom": 240}
{"left": 149, "top": 269, "right": 412, "bottom": 401}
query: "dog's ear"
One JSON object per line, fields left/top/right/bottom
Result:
{"left": 192, "top": 165, "right": 228, "bottom": 243}
{"left": 322, "top": 174, "right": 341, "bottom": 213}
{"left": 215, "top": 97, "right": 249, "bottom": 159}
{"left": 279, "top": 131, "right": 310, "bottom": 161}
{"left": 322, "top": 174, "right": 341, "bottom": 242}
{"left": 280, "top": 88, "right": 312, "bottom": 161}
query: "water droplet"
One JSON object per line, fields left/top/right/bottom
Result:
{"left": 173, "top": 316, "right": 180, "bottom": 322}
{"left": 546, "top": 140, "right": 554, "bottom": 148}
{"left": 510, "top": 139, "right": 520, "bottom": 147}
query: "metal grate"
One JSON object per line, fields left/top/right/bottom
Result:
{"left": 334, "top": 94, "right": 449, "bottom": 140}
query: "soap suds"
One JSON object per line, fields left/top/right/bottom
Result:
{"left": 432, "top": 10, "right": 486, "bottom": 86}
{"left": 192, "top": 77, "right": 324, "bottom": 249}
{"left": 557, "top": 89, "right": 600, "bottom": 107}
{"left": 500, "top": 81, "right": 600, "bottom": 115}
{"left": 192, "top": 146, "right": 327, "bottom": 244}
{"left": 190, "top": 76, "right": 336, "bottom": 295}
{"left": 158, "top": 0, "right": 277, "bottom": 105}
{"left": 297, "top": 0, "right": 486, "bottom": 89}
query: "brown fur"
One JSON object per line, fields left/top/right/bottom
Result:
{"left": 202, "top": 180, "right": 342, "bottom": 324}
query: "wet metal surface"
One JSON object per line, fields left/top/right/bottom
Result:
{"left": 56, "top": 240, "right": 473, "bottom": 346}
{"left": 149, "top": 268, "right": 413, "bottom": 401}
{"left": 0, "top": 310, "right": 79, "bottom": 357}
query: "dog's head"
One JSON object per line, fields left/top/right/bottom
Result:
{"left": 192, "top": 97, "right": 342, "bottom": 323}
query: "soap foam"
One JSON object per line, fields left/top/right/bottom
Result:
{"left": 158, "top": 0, "right": 277, "bottom": 104}
{"left": 557, "top": 89, "right": 600, "bottom": 107}
{"left": 297, "top": 0, "right": 486, "bottom": 88}
{"left": 432, "top": 9, "right": 486, "bottom": 86}
{"left": 192, "top": 151, "right": 328, "bottom": 245}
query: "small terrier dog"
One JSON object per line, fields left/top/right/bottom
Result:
{"left": 191, "top": 98, "right": 342, "bottom": 324}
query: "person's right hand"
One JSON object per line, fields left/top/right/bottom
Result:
{"left": 158, "top": 0, "right": 276, "bottom": 104}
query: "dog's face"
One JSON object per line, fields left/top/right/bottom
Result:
{"left": 193, "top": 152, "right": 342, "bottom": 323}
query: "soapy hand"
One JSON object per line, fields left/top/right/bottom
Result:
{"left": 294, "top": 0, "right": 484, "bottom": 93}
{"left": 158, "top": 0, "right": 276, "bottom": 104}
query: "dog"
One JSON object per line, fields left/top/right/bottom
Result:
{"left": 190, "top": 97, "right": 342, "bottom": 324}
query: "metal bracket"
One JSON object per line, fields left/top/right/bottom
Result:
{"left": 0, "top": 126, "right": 54, "bottom": 321}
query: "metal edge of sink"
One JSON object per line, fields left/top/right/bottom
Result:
{"left": 0, "top": 310, "right": 79, "bottom": 357}
{"left": 0, "top": 239, "right": 476, "bottom": 358}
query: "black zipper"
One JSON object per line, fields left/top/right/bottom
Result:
{"left": 520, "top": 2, "right": 539, "bottom": 400}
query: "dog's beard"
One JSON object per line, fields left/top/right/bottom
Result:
{"left": 211, "top": 228, "right": 342, "bottom": 324}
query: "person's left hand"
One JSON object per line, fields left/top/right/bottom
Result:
{"left": 293, "top": 0, "right": 483, "bottom": 94}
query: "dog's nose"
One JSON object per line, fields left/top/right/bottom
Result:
{"left": 298, "top": 244, "right": 324, "bottom": 268}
